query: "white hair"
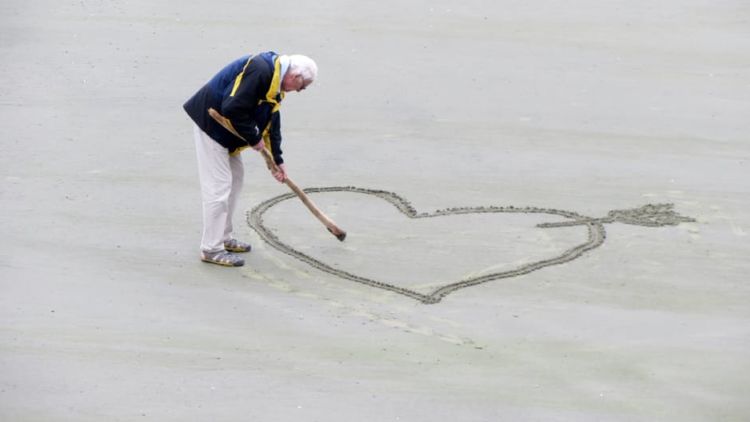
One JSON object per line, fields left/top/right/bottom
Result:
{"left": 288, "top": 55, "right": 318, "bottom": 82}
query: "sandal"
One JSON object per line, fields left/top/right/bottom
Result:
{"left": 201, "top": 250, "right": 245, "bottom": 267}
{"left": 224, "top": 238, "right": 252, "bottom": 253}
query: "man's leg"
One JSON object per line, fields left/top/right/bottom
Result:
{"left": 222, "top": 153, "right": 253, "bottom": 252}
{"left": 193, "top": 125, "right": 234, "bottom": 253}
{"left": 223, "top": 153, "right": 244, "bottom": 242}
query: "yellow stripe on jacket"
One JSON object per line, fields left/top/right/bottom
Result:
{"left": 229, "top": 56, "right": 254, "bottom": 97}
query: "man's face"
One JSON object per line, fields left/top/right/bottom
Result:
{"left": 281, "top": 72, "right": 310, "bottom": 93}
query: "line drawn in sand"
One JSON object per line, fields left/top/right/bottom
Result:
{"left": 247, "top": 186, "right": 695, "bottom": 304}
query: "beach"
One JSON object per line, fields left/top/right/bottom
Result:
{"left": 1, "top": 1, "right": 749, "bottom": 420}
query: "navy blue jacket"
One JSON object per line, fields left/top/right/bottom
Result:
{"left": 184, "top": 52, "right": 284, "bottom": 163}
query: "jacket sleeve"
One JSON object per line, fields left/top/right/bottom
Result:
{"left": 220, "top": 60, "right": 269, "bottom": 146}
{"left": 268, "top": 111, "right": 283, "bottom": 165}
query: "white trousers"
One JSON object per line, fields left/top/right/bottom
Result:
{"left": 193, "top": 124, "right": 244, "bottom": 253}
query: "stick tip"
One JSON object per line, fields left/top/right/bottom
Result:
{"left": 328, "top": 227, "right": 347, "bottom": 241}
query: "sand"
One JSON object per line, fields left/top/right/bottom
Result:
{"left": 2, "top": 0, "right": 749, "bottom": 421}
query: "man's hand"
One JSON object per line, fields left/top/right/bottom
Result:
{"left": 252, "top": 141, "right": 265, "bottom": 152}
{"left": 273, "top": 163, "right": 287, "bottom": 183}
{"left": 250, "top": 140, "right": 284, "bottom": 182}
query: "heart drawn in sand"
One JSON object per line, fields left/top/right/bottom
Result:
{"left": 247, "top": 187, "right": 695, "bottom": 304}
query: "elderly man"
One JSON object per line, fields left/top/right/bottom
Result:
{"left": 184, "top": 52, "right": 317, "bottom": 267}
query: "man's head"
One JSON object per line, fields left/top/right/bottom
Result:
{"left": 281, "top": 55, "right": 318, "bottom": 93}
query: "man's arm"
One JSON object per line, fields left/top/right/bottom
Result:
{"left": 268, "top": 111, "right": 287, "bottom": 182}
{"left": 268, "top": 111, "right": 283, "bottom": 165}
{"left": 220, "top": 60, "right": 270, "bottom": 147}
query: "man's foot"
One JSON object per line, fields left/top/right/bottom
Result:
{"left": 224, "top": 238, "right": 252, "bottom": 253}
{"left": 200, "top": 250, "right": 245, "bottom": 267}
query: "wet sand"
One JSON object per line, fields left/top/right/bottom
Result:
{"left": 2, "top": 0, "right": 749, "bottom": 420}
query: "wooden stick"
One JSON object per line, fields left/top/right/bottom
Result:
{"left": 207, "top": 108, "right": 346, "bottom": 241}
